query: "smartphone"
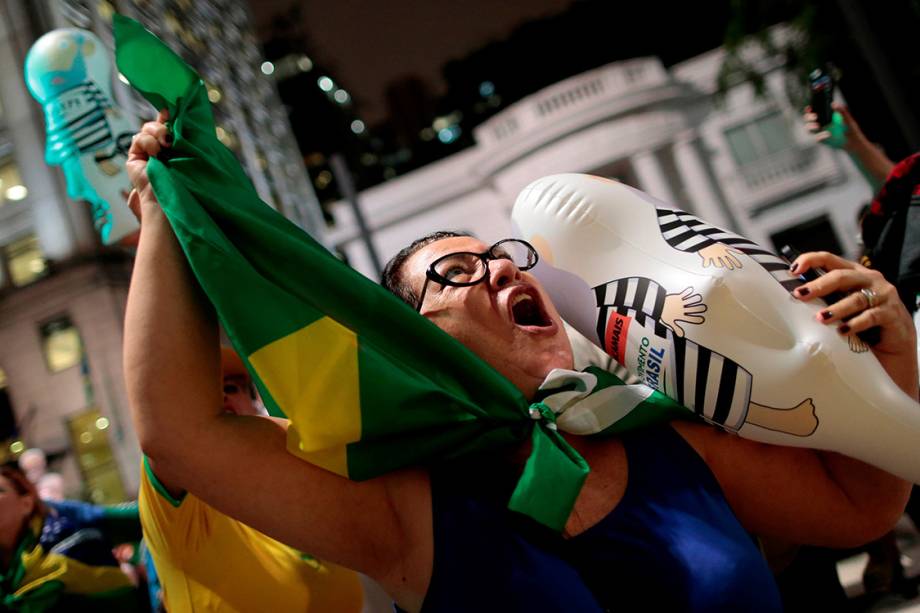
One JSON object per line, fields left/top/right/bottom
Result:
{"left": 781, "top": 245, "right": 881, "bottom": 346}
{"left": 809, "top": 68, "right": 835, "bottom": 127}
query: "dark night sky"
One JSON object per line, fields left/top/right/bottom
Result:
{"left": 249, "top": 0, "right": 575, "bottom": 124}
{"left": 251, "top": 1, "right": 920, "bottom": 174}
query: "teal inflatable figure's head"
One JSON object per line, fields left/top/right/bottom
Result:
{"left": 22, "top": 27, "right": 138, "bottom": 245}
{"left": 24, "top": 28, "right": 112, "bottom": 104}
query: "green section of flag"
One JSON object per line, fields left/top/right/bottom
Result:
{"left": 113, "top": 15, "right": 587, "bottom": 531}
{"left": 535, "top": 366, "right": 693, "bottom": 434}
{"left": 584, "top": 367, "right": 693, "bottom": 435}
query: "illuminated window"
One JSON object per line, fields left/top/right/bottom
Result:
{"left": 67, "top": 408, "right": 126, "bottom": 503}
{"left": 164, "top": 11, "right": 180, "bottom": 33}
{"left": 5, "top": 235, "right": 46, "bottom": 287}
{"left": 0, "top": 159, "right": 28, "bottom": 206}
{"left": 207, "top": 86, "right": 222, "bottom": 104}
{"left": 215, "top": 126, "right": 238, "bottom": 150}
{"left": 40, "top": 316, "right": 83, "bottom": 373}
{"left": 724, "top": 111, "right": 795, "bottom": 167}
{"left": 96, "top": 0, "right": 114, "bottom": 21}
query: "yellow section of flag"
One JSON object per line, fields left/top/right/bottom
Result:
{"left": 249, "top": 316, "right": 362, "bottom": 477}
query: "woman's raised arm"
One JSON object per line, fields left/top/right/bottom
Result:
{"left": 122, "top": 117, "right": 432, "bottom": 603}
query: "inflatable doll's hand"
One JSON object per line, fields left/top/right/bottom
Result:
{"left": 662, "top": 287, "right": 707, "bottom": 337}
{"left": 698, "top": 244, "right": 744, "bottom": 270}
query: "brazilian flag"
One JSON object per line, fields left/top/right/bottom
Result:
{"left": 113, "top": 15, "right": 593, "bottom": 531}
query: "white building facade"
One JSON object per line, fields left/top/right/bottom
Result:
{"left": 329, "top": 43, "right": 872, "bottom": 279}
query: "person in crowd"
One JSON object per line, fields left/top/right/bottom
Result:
{"left": 123, "top": 114, "right": 915, "bottom": 612}
{"left": 137, "top": 540, "right": 164, "bottom": 613}
{"left": 36, "top": 474, "right": 64, "bottom": 502}
{"left": 805, "top": 102, "right": 896, "bottom": 188}
{"left": 18, "top": 448, "right": 64, "bottom": 502}
{"left": 801, "top": 101, "right": 920, "bottom": 602}
{"left": 805, "top": 102, "right": 920, "bottom": 313}
{"left": 218, "top": 345, "right": 265, "bottom": 415}
{"left": 0, "top": 465, "right": 145, "bottom": 611}
{"left": 136, "top": 343, "right": 365, "bottom": 613}
{"left": 18, "top": 449, "right": 47, "bottom": 486}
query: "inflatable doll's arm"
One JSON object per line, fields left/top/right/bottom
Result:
{"left": 656, "top": 208, "right": 747, "bottom": 271}
{"left": 594, "top": 276, "right": 667, "bottom": 318}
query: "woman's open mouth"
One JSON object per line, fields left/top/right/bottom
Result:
{"left": 509, "top": 290, "right": 554, "bottom": 329}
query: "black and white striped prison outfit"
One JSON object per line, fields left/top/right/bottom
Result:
{"left": 655, "top": 208, "right": 804, "bottom": 293}
{"left": 593, "top": 276, "right": 670, "bottom": 342}
{"left": 47, "top": 81, "right": 114, "bottom": 159}
{"left": 594, "top": 276, "right": 752, "bottom": 432}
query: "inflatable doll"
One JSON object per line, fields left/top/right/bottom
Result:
{"left": 512, "top": 173, "right": 920, "bottom": 483}
{"left": 25, "top": 28, "right": 138, "bottom": 244}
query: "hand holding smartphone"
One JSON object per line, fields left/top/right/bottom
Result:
{"left": 781, "top": 245, "right": 881, "bottom": 346}
{"left": 809, "top": 68, "right": 835, "bottom": 127}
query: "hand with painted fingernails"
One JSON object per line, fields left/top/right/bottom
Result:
{"left": 789, "top": 251, "right": 917, "bottom": 397}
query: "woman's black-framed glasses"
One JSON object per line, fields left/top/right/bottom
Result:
{"left": 415, "top": 238, "right": 539, "bottom": 312}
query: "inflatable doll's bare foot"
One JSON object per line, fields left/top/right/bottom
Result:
{"left": 95, "top": 155, "right": 121, "bottom": 177}
{"left": 90, "top": 200, "right": 113, "bottom": 240}
{"left": 848, "top": 334, "right": 870, "bottom": 354}
{"left": 747, "top": 399, "right": 818, "bottom": 437}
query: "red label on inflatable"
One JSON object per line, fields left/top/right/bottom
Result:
{"left": 604, "top": 311, "right": 631, "bottom": 364}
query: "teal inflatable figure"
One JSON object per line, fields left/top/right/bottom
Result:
{"left": 24, "top": 28, "right": 138, "bottom": 244}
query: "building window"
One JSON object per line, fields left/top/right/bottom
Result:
{"left": 40, "top": 316, "right": 83, "bottom": 373}
{"left": 770, "top": 215, "right": 843, "bottom": 256}
{"left": 724, "top": 112, "right": 795, "bottom": 167}
{"left": 4, "top": 235, "right": 47, "bottom": 287}
{"left": 0, "top": 158, "right": 28, "bottom": 206}
{"left": 589, "top": 159, "right": 640, "bottom": 189}
{"left": 67, "top": 408, "right": 126, "bottom": 504}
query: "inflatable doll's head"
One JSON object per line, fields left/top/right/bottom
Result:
{"left": 25, "top": 28, "right": 111, "bottom": 103}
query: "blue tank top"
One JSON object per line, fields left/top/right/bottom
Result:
{"left": 416, "top": 425, "right": 782, "bottom": 612}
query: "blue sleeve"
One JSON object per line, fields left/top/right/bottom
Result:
{"left": 46, "top": 499, "right": 141, "bottom": 543}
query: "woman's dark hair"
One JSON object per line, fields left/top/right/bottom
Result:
{"left": 0, "top": 465, "right": 46, "bottom": 521}
{"left": 381, "top": 230, "right": 472, "bottom": 307}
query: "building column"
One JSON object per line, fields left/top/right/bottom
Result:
{"left": 631, "top": 149, "right": 677, "bottom": 204}
{"left": 672, "top": 133, "right": 735, "bottom": 231}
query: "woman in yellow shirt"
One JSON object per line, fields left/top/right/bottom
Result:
{"left": 137, "top": 348, "right": 364, "bottom": 613}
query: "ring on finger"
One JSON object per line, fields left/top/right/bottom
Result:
{"left": 859, "top": 287, "right": 878, "bottom": 309}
